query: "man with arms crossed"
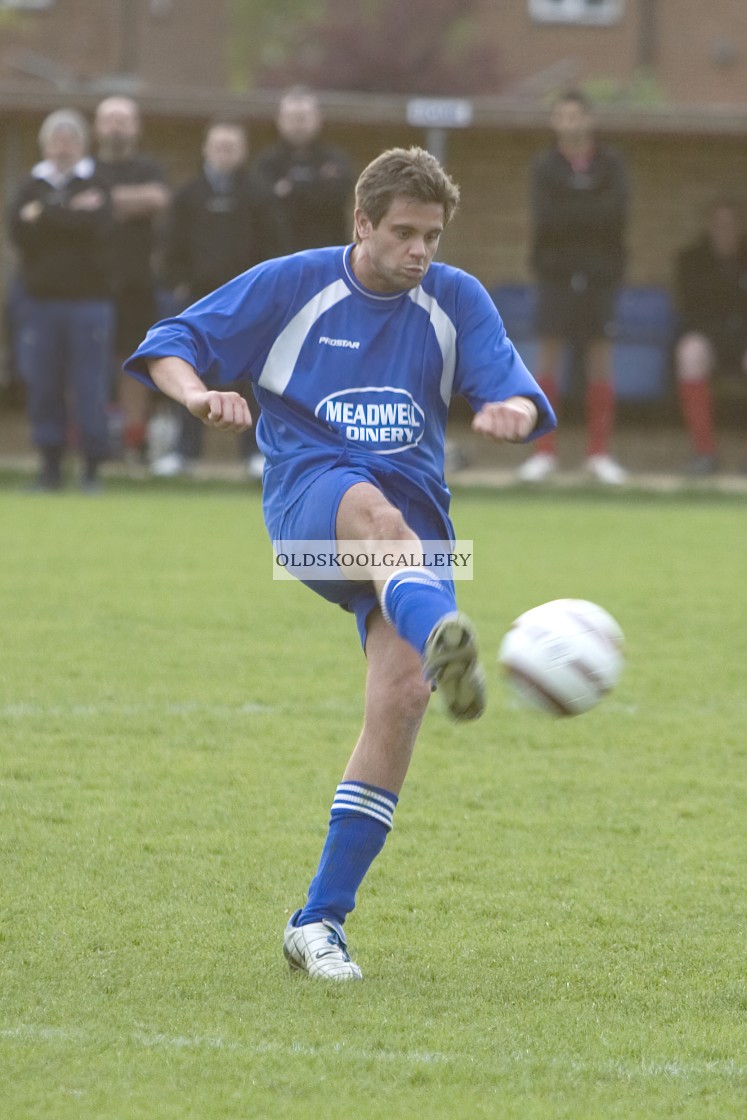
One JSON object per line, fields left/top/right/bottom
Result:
{"left": 95, "top": 96, "right": 171, "bottom": 459}
{"left": 125, "top": 147, "right": 556, "bottom": 980}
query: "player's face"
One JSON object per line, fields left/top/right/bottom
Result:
{"left": 352, "top": 197, "right": 445, "bottom": 294}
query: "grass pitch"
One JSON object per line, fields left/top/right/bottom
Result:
{"left": 1, "top": 478, "right": 745, "bottom": 1119}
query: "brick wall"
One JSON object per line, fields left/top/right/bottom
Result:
{"left": 0, "top": 0, "right": 227, "bottom": 90}
{"left": 655, "top": 0, "right": 747, "bottom": 105}
{"left": 487, "top": 0, "right": 747, "bottom": 106}
{"left": 3, "top": 1, "right": 747, "bottom": 107}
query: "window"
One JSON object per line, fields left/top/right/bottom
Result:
{"left": 529, "top": 0, "right": 623, "bottom": 25}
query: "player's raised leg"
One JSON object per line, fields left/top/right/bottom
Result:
{"left": 337, "top": 482, "right": 485, "bottom": 722}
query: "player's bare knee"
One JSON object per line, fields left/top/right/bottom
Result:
{"left": 676, "top": 333, "right": 713, "bottom": 382}
{"left": 365, "top": 502, "right": 413, "bottom": 544}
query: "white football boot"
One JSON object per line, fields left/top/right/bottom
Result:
{"left": 585, "top": 454, "right": 628, "bottom": 485}
{"left": 283, "top": 911, "right": 363, "bottom": 980}
{"left": 150, "top": 452, "right": 193, "bottom": 478}
{"left": 516, "top": 451, "right": 558, "bottom": 482}
{"left": 423, "top": 612, "right": 486, "bottom": 722}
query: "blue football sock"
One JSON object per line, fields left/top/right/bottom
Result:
{"left": 381, "top": 566, "right": 457, "bottom": 657}
{"left": 298, "top": 781, "right": 398, "bottom": 927}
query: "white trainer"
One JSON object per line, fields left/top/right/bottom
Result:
{"left": 516, "top": 451, "right": 558, "bottom": 482}
{"left": 585, "top": 454, "right": 628, "bottom": 485}
{"left": 283, "top": 911, "right": 363, "bottom": 980}
{"left": 423, "top": 612, "right": 486, "bottom": 722}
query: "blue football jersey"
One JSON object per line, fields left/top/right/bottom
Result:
{"left": 125, "top": 245, "right": 556, "bottom": 533}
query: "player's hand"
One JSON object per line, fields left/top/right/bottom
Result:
{"left": 184, "top": 389, "right": 253, "bottom": 431}
{"left": 471, "top": 398, "right": 538, "bottom": 443}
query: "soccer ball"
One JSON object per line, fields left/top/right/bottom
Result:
{"left": 498, "top": 599, "right": 624, "bottom": 717}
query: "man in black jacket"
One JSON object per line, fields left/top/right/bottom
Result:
{"left": 673, "top": 200, "right": 747, "bottom": 474}
{"left": 94, "top": 96, "right": 171, "bottom": 460}
{"left": 152, "top": 121, "right": 282, "bottom": 478}
{"left": 252, "top": 87, "right": 353, "bottom": 253}
{"left": 518, "top": 89, "right": 629, "bottom": 485}
{"left": 162, "top": 122, "right": 281, "bottom": 301}
{"left": 9, "top": 109, "right": 114, "bottom": 491}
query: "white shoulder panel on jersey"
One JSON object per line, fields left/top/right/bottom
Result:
{"left": 408, "top": 286, "right": 457, "bottom": 405}
{"left": 258, "top": 279, "right": 352, "bottom": 395}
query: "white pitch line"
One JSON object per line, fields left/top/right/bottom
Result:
{"left": 1, "top": 1024, "right": 745, "bottom": 1079}
{"left": 0, "top": 697, "right": 367, "bottom": 721}
{"left": 1, "top": 1024, "right": 450, "bottom": 1066}
{"left": 0, "top": 701, "right": 276, "bottom": 719}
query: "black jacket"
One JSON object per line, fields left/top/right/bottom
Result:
{"left": 530, "top": 144, "right": 628, "bottom": 285}
{"left": 94, "top": 153, "right": 168, "bottom": 292}
{"left": 162, "top": 167, "right": 284, "bottom": 300}
{"left": 251, "top": 139, "right": 353, "bottom": 252}
{"left": 9, "top": 159, "right": 113, "bottom": 299}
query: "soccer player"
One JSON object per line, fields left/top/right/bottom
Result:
{"left": 673, "top": 199, "right": 747, "bottom": 475}
{"left": 518, "top": 89, "right": 629, "bottom": 485}
{"left": 124, "top": 147, "right": 556, "bottom": 980}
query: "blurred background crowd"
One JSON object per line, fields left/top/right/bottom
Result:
{"left": 1, "top": 0, "right": 747, "bottom": 490}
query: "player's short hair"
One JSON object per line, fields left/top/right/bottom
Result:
{"left": 38, "top": 108, "right": 89, "bottom": 150}
{"left": 354, "top": 146, "right": 460, "bottom": 241}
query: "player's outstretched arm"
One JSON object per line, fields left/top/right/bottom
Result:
{"left": 471, "top": 397, "right": 538, "bottom": 443}
{"left": 146, "top": 356, "right": 252, "bottom": 432}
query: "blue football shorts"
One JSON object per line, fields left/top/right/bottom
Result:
{"left": 275, "top": 464, "right": 458, "bottom": 648}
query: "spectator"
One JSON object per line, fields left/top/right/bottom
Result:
{"left": 8, "top": 109, "right": 114, "bottom": 492}
{"left": 252, "top": 86, "right": 354, "bottom": 252}
{"left": 518, "top": 89, "right": 630, "bottom": 485}
{"left": 673, "top": 199, "right": 747, "bottom": 475}
{"left": 152, "top": 121, "right": 283, "bottom": 479}
{"left": 93, "top": 96, "right": 171, "bottom": 460}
